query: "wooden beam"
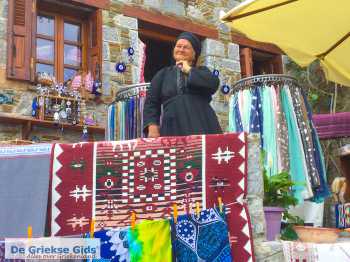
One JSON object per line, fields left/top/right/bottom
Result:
{"left": 0, "top": 113, "right": 105, "bottom": 135}
{"left": 232, "top": 33, "right": 283, "bottom": 54}
{"left": 121, "top": 5, "right": 219, "bottom": 40}
{"left": 22, "top": 121, "right": 32, "bottom": 140}
{"left": 139, "top": 28, "right": 177, "bottom": 42}
{"left": 240, "top": 47, "right": 253, "bottom": 77}
{"left": 70, "top": 0, "right": 110, "bottom": 9}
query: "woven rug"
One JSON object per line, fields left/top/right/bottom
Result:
{"left": 50, "top": 133, "right": 254, "bottom": 262}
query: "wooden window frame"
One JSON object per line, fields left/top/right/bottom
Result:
{"left": 7, "top": 0, "right": 102, "bottom": 83}
{"left": 234, "top": 33, "right": 284, "bottom": 78}
{"left": 36, "top": 9, "right": 87, "bottom": 82}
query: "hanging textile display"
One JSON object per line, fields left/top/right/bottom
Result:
{"left": 228, "top": 75, "right": 330, "bottom": 203}
{"left": 107, "top": 83, "right": 149, "bottom": 141}
{"left": 49, "top": 133, "right": 255, "bottom": 262}
{"left": 107, "top": 38, "right": 148, "bottom": 141}
{"left": 171, "top": 207, "right": 232, "bottom": 261}
{"left": 90, "top": 221, "right": 172, "bottom": 262}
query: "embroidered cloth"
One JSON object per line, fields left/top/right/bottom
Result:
{"left": 92, "top": 228, "right": 130, "bottom": 262}
{"left": 282, "top": 240, "right": 350, "bottom": 262}
{"left": 171, "top": 207, "right": 232, "bottom": 261}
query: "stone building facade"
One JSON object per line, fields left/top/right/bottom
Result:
{"left": 0, "top": 0, "right": 266, "bottom": 143}
{"left": 0, "top": 0, "right": 288, "bottom": 260}
{"left": 0, "top": 0, "right": 283, "bottom": 144}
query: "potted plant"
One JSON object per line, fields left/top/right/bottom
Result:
{"left": 263, "top": 170, "right": 299, "bottom": 240}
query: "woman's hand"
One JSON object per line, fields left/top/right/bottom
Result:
{"left": 147, "top": 124, "right": 160, "bottom": 138}
{"left": 176, "top": 60, "right": 192, "bottom": 74}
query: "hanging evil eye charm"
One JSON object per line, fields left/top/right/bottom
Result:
{"left": 92, "top": 81, "right": 102, "bottom": 95}
{"left": 53, "top": 112, "right": 60, "bottom": 122}
{"left": 128, "top": 47, "right": 135, "bottom": 63}
{"left": 81, "top": 125, "right": 89, "bottom": 141}
{"left": 31, "top": 97, "right": 38, "bottom": 117}
{"left": 221, "top": 84, "right": 231, "bottom": 95}
{"left": 116, "top": 62, "right": 126, "bottom": 73}
{"left": 127, "top": 47, "right": 135, "bottom": 56}
{"left": 213, "top": 69, "right": 220, "bottom": 77}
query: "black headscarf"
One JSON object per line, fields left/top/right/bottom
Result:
{"left": 176, "top": 32, "right": 202, "bottom": 64}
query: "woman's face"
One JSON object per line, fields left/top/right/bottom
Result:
{"left": 173, "top": 39, "right": 195, "bottom": 65}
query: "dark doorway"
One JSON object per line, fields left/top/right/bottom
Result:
{"left": 138, "top": 20, "right": 182, "bottom": 82}
{"left": 140, "top": 37, "right": 174, "bottom": 82}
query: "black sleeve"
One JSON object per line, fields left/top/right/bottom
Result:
{"left": 143, "top": 69, "right": 164, "bottom": 133}
{"left": 187, "top": 66, "right": 220, "bottom": 95}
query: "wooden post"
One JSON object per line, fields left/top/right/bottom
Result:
{"left": 240, "top": 47, "right": 253, "bottom": 77}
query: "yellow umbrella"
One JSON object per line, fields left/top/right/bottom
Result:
{"left": 221, "top": 0, "right": 350, "bottom": 87}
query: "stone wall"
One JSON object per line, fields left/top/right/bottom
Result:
{"left": 0, "top": 0, "right": 242, "bottom": 142}
{"left": 247, "top": 134, "right": 284, "bottom": 261}
{"left": 107, "top": 0, "right": 242, "bottom": 131}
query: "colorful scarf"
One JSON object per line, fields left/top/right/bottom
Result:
{"left": 128, "top": 220, "right": 172, "bottom": 262}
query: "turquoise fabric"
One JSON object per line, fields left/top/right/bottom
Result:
{"left": 312, "top": 130, "right": 330, "bottom": 202}
{"left": 228, "top": 94, "right": 236, "bottom": 132}
{"left": 241, "top": 89, "right": 252, "bottom": 132}
{"left": 261, "top": 85, "right": 278, "bottom": 177}
{"left": 228, "top": 94, "right": 239, "bottom": 132}
{"left": 280, "top": 86, "right": 312, "bottom": 203}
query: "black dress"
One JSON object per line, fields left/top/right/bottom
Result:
{"left": 143, "top": 65, "right": 222, "bottom": 136}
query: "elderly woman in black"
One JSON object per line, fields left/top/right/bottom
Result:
{"left": 143, "top": 32, "right": 222, "bottom": 138}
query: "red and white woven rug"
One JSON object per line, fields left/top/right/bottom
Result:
{"left": 50, "top": 133, "right": 255, "bottom": 262}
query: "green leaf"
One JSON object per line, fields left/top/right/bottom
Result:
{"left": 263, "top": 169, "right": 299, "bottom": 208}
